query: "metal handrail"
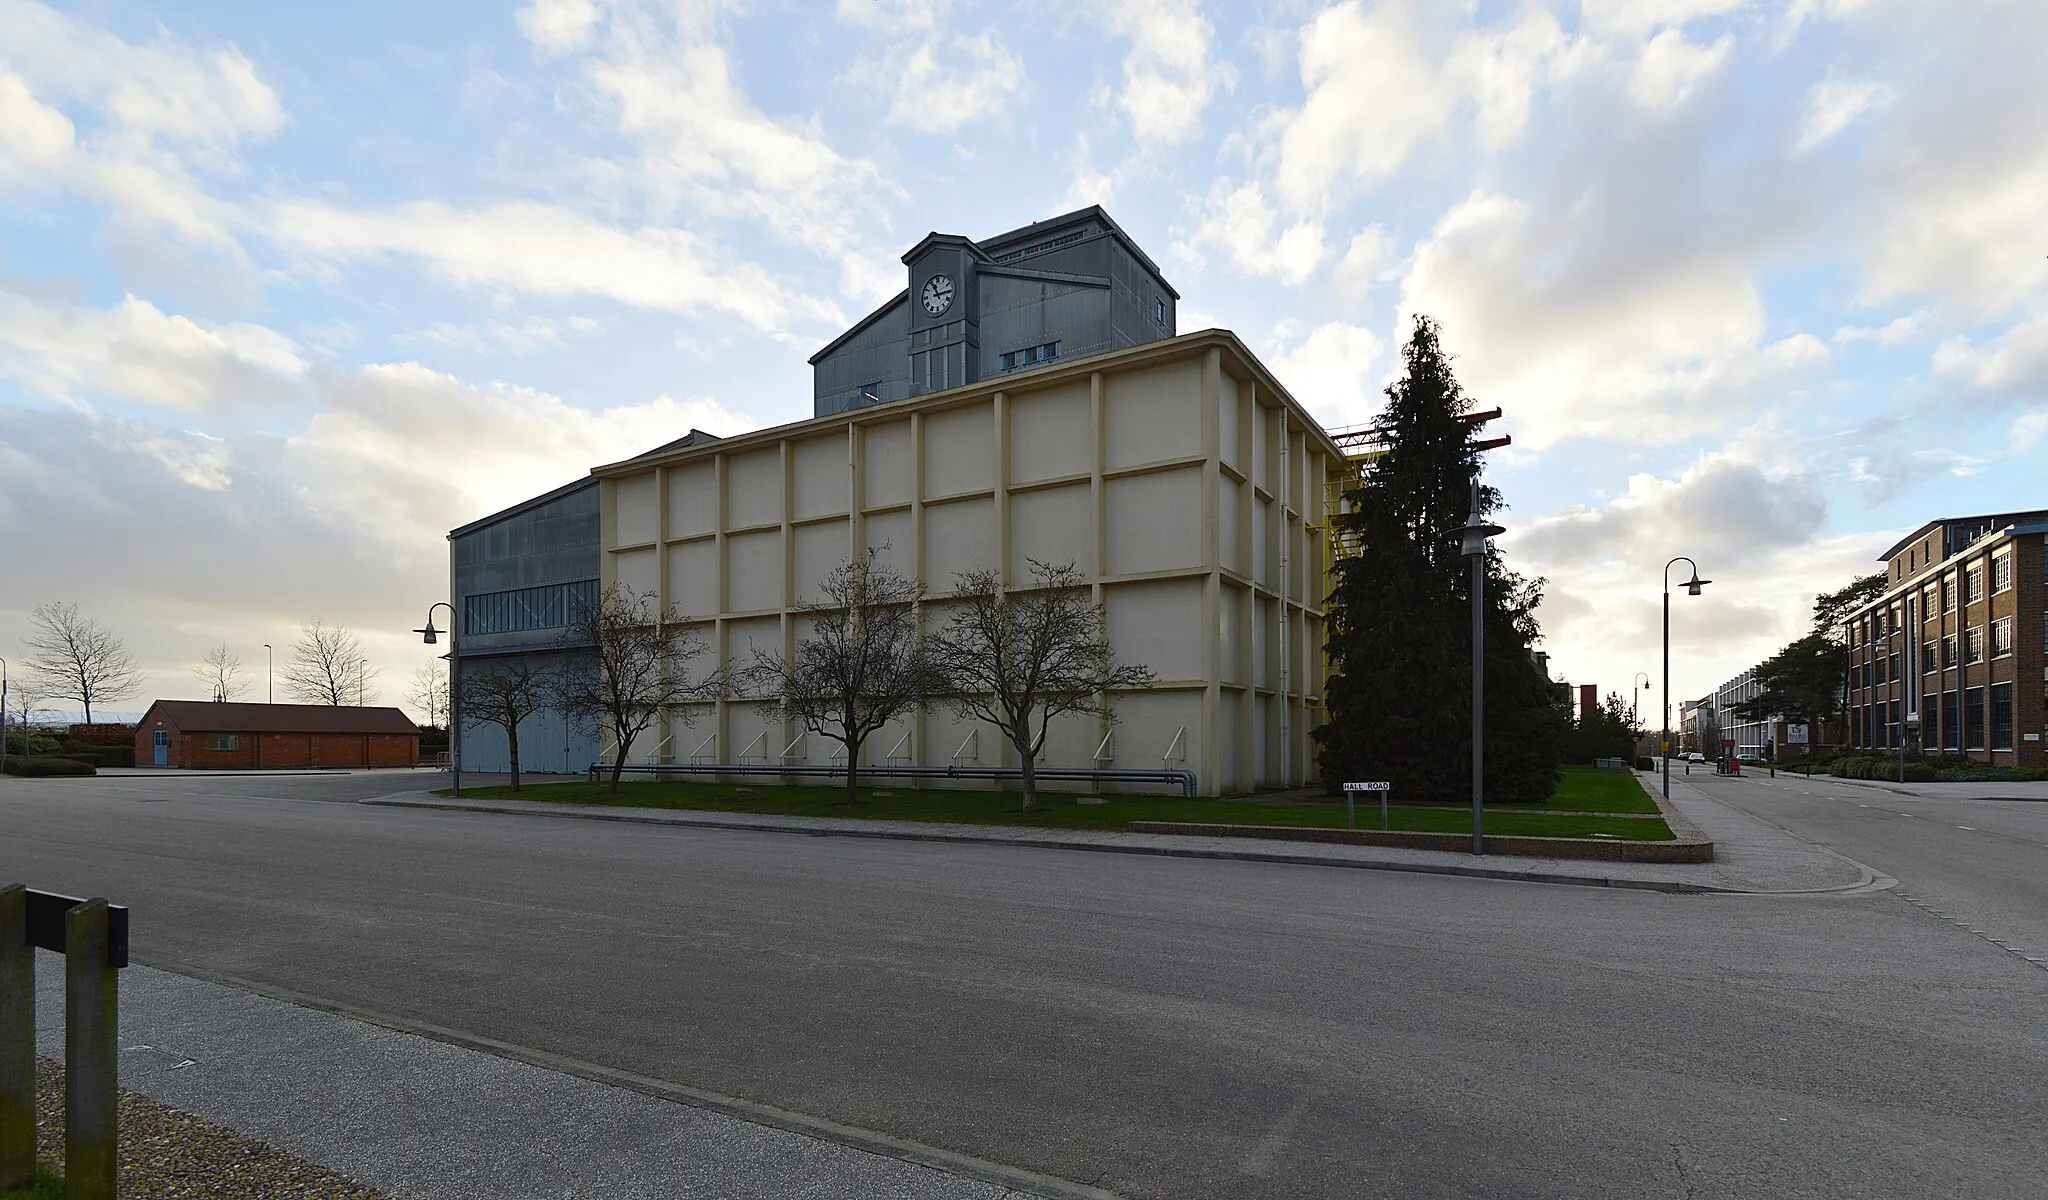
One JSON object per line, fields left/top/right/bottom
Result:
{"left": 1093, "top": 730, "right": 1115, "bottom": 762}
{"left": 1163, "top": 725, "right": 1186, "bottom": 768}
{"left": 885, "top": 729, "right": 913, "bottom": 763}
{"left": 951, "top": 729, "right": 977, "bottom": 764}
{"left": 779, "top": 732, "right": 805, "bottom": 762}
{"left": 690, "top": 733, "right": 716, "bottom": 765}
{"left": 589, "top": 760, "right": 1198, "bottom": 797}
{"left": 737, "top": 731, "right": 767, "bottom": 764}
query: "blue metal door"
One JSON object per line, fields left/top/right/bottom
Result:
{"left": 152, "top": 729, "right": 168, "bottom": 766}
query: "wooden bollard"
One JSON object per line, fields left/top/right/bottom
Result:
{"left": 0, "top": 884, "right": 31, "bottom": 1189}
{"left": 65, "top": 899, "right": 117, "bottom": 1200}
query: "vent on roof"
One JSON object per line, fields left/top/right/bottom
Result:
{"left": 992, "top": 229, "right": 1088, "bottom": 264}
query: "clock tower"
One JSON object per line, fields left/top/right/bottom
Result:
{"left": 902, "top": 232, "right": 984, "bottom": 397}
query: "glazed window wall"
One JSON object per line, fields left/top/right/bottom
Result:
{"left": 1941, "top": 690, "right": 1960, "bottom": 751}
{"left": 1990, "top": 683, "right": 2013, "bottom": 751}
{"left": 465, "top": 579, "right": 599, "bottom": 635}
{"left": 1964, "top": 686, "right": 1985, "bottom": 750}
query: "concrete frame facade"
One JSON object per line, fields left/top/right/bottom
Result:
{"left": 594, "top": 330, "right": 1348, "bottom": 796}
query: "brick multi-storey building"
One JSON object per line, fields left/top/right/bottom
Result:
{"left": 1843, "top": 509, "right": 2046, "bottom": 767}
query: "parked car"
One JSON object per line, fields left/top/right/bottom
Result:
{"left": 1737, "top": 752, "right": 1764, "bottom": 765}
{"left": 1685, "top": 752, "right": 1707, "bottom": 763}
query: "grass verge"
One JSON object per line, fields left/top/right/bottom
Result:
{"left": 0, "top": 1173, "right": 62, "bottom": 1200}
{"left": 437, "top": 774, "right": 1674, "bottom": 841}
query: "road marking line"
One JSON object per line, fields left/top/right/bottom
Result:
{"left": 1957, "top": 826, "right": 1975, "bottom": 831}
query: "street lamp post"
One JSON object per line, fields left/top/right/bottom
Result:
{"left": 1, "top": 656, "right": 9, "bottom": 777}
{"left": 414, "top": 604, "right": 460, "bottom": 798}
{"left": 263, "top": 644, "right": 273, "bottom": 704}
{"left": 1448, "top": 483, "right": 1505, "bottom": 855}
{"left": 1662, "top": 558, "right": 1712, "bottom": 800}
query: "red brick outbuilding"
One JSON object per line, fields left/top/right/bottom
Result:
{"left": 135, "top": 701, "right": 420, "bottom": 770}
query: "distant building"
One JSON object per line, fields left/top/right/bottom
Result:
{"left": 1843, "top": 508, "right": 2047, "bottom": 766}
{"left": 134, "top": 701, "right": 418, "bottom": 769}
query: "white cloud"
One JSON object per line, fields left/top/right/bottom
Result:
{"left": 1266, "top": 321, "right": 1384, "bottom": 428}
{"left": 1273, "top": 1, "right": 1570, "bottom": 210}
{"left": 1176, "top": 181, "right": 1324, "bottom": 285}
{"left": 1627, "top": 29, "right": 1731, "bottom": 112}
{"left": 517, "top": 0, "right": 603, "bottom": 53}
{"left": 1848, "top": 2, "right": 2048, "bottom": 318}
{"left": 1060, "top": 133, "right": 1119, "bottom": 213}
{"left": 1580, "top": 0, "right": 1744, "bottom": 39}
{"left": 527, "top": 0, "right": 895, "bottom": 265}
{"left": 1794, "top": 75, "right": 1889, "bottom": 153}
{"left": 1105, "top": 0, "right": 1230, "bottom": 148}
{"left": 0, "top": 289, "right": 305, "bottom": 416}
{"left": 1506, "top": 431, "right": 1894, "bottom": 705}
{"left": 2011, "top": 410, "right": 2048, "bottom": 450}
{"left": 0, "top": 5, "right": 282, "bottom": 263}
{"left": 1399, "top": 190, "right": 1828, "bottom": 449}
{"left": 880, "top": 32, "right": 1026, "bottom": 134}
{"left": 1332, "top": 225, "right": 1396, "bottom": 295}
{"left": 1931, "top": 312, "right": 2048, "bottom": 394}
{"left": 266, "top": 199, "right": 844, "bottom": 336}
{"left": 1831, "top": 310, "right": 1925, "bottom": 346}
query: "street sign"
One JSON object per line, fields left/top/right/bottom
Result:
{"left": 1343, "top": 782, "right": 1391, "bottom": 831}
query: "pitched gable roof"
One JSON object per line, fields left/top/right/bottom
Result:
{"left": 141, "top": 701, "right": 419, "bottom": 734}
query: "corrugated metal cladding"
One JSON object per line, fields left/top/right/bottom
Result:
{"left": 812, "top": 206, "right": 1177, "bottom": 417}
{"left": 449, "top": 478, "right": 603, "bottom": 774}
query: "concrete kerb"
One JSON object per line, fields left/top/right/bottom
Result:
{"left": 1653, "top": 773, "right": 1898, "bottom": 898}
{"left": 135, "top": 958, "right": 1118, "bottom": 1200}
{"left": 361, "top": 793, "right": 1752, "bottom": 895}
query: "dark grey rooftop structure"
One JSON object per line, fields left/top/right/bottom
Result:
{"left": 809, "top": 206, "right": 1181, "bottom": 417}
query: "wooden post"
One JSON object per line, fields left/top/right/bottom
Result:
{"left": 0, "top": 885, "right": 32, "bottom": 1189}
{"left": 64, "top": 899, "right": 117, "bottom": 1200}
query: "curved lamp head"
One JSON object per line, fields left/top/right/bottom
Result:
{"left": 415, "top": 619, "right": 440, "bottom": 646}
{"left": 1683, "top": 572, "right": 1711, "bottom": 597}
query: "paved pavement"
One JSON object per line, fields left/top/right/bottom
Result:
{"left": 4, "top": 770, "right": 2045, "bottom": 1199}
{"left": 30, "top": 955, "right": 1059, "bottom": 1199}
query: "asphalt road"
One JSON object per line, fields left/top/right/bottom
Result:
{"left": 1682, "top": 770, "right": 2048, "bottom": 970}
{"left": 3, "top": 772, "right": 2044, "bottom": 1199}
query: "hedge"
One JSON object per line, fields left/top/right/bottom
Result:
{"left": 3, "top": 757, "right": 98, "bottom": 777}
{"left": 61, "top": 742, "right": 133, "bottom": 767}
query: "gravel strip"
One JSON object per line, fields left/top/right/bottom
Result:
{"left": 33, "top": 1059, "right": 401, "bottom": 1200}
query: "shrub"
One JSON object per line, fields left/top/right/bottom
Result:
{"left": 4, "top": 734, "right": 63, "bottom": 757}
{"left": 61, "top": 742, "right": 132, "bottom": 767}
{"left": 2, "top": 756, "right": 98, "bottom": 777}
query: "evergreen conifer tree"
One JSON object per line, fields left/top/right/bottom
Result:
{"left": 1315, "top": 317, "right": 1562, "bottom": 801}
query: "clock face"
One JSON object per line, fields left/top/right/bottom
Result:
{"left": 921, "top": 274, "right": 955, "bottom": 316}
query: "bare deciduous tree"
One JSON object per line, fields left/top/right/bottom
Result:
{"left": 741, "top": 549, "right": 940, "bottom": 807}
{"left": 927, "top": 560, "right": 1156, "bottom": 813}
{"left": 459, "top": 659, "right": 550, "bottom": 791}
{"left": 554, "top": 584, "right": 719, "bottom": 794}
{"left": 279, "top": 619, "right": 379, "bottom": 706}
{"left": 191, "top": 642, "right": 250, "bottom": 702}
{"left": 21, "top": 601, "right": 147, "bottom": 723}
{"left": 406, "top": 664, "right": 450, "bottom": 729}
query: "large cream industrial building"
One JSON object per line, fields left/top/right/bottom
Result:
{"left": 452, "top": 208, "right": 1355, "bottom": 794}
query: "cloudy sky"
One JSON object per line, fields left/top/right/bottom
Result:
{"left": 2, "top": 0, "right": 2042, "bottom": 727}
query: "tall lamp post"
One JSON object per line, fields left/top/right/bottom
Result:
{"left": 1448, "top": 483, "right": 1505, "bottom": 855}
{"left": 414, "top": 604, "right": 461, "bottom": 798}
{"left": 1632, "top": 672, "right": 1651, "bottom": 725}
{"left": 1662, "top": 557, "right": 1711, "bottom": 799}
{"left": 1, "top": 656, "right": 10, "bottom": 777}
{"left": 1901, "top": 712, "right": 1920, "bottom": 784}
{"left": 263, "top": 644, "right": 273, "bottom": 703}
